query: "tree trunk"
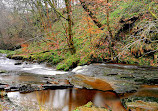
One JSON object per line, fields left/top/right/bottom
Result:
{"left": 106, "top": 0, "right": 114, "bottom": 61}
{"left": 65, "top": 0, "right": 76, "bottom": 54}
{"left": 79, "top": 0, "right": 104, "bottom": 29}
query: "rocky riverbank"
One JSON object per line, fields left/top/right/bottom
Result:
{"left": 0, "top": 73, "right": 158, "bottom": 111}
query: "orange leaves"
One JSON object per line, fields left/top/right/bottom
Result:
{"left": 46, "top": 42, "right": 52, "bottom": 46}
{"left": 21, "top": 43, "right": 29, "bottom": 53}
{"left": 86, "top": 27, "right": 103, "bottom": 34}
{"left": 21, "top": 43, "right": 28, "bottom": 48}
{"left": 81, "top": 15, "right": 103, "bottom": 36}
{"left": 87, "top": 27, "right": 94, "bottom": 33}
{"left": 96, "top": 0, "right": 104, "bottom": 4}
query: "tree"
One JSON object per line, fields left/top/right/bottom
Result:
{"left": 106, "top": 0, "right": 114, "bottom": 61}
{"left": 79, "top": 0, "right": 115, "bottom": 60}
{"left": 65, "top": 0, "right": 76, "bottom": 54}
{"left": 79, "top": 0, "right": 104, "bottom": 29}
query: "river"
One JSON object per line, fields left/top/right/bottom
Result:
{"left": 0, "top": 53, "right": 158, "bottom": 111}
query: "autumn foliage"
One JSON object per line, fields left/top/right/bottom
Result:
{"left": 1, "top": 0, "right": 157, "bottom": 70}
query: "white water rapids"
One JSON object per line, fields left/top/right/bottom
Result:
{"left": 0, "top": 54, "right": 67, "bottom": 75}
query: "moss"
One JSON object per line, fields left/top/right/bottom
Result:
{"left": 56, "top": 63, "right": 68, "bottom": 71}
{"left": 57, "top": 55, "right": 79, "bottom": 71}
{"left": 127, "top": 58, "right": 136, "bottom": 64}
{"left": 0, "top": 70, "right": 6, "bottom": 73}
{"left": 30, "top": 51, "right": 63, "bottom": 64}
{"left": 78, "top": 56, "right": 91, "bottom": 66}
{"left": 0, "top": 50, "right": 14, "bottom": 55}
{"left": 74, "top": 102, "right": 108, "bottom": 111}
{"left": 84, "top": 102, "right": 93, "bottom": 108}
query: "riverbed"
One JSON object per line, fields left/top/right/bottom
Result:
{"left": 0, "top": 53, "right": 158, "bottom": 111}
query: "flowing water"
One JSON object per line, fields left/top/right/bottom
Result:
{"left": 0, "top": 53, "right": 158, "bottom": 111}
{"left": 0, "top": 54, "right": 67, "bottom": 85}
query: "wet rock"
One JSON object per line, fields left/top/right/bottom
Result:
{"left": 44, "top": 76, "right": 49, "bottom": 79}
{"left": 0, "top": 70, "right": 6, "bottom": 73}
{"left": 124, "top": 96, "right": 158, "bottom": 111}
{"left": 19, "top": 84, "right": 44, "bottom": 93}
{"left": 42, "top": 84, "right": 73, "bottom": 90}
{"left": 0, "top": 85, "right": 8, "bottom": 90}
{"left": 19, "top": 84, "right": 34, "bottom": 93}
{"left": 43, "top": 76, "right": 52, "bottom": 81}
{"left": 5, "top": 86, "right": 19, "bottom": 92}
{"left": 125, "top": 89, "right": 137, "bottom": 93}
{"left": 32, "top": 85, "right": 44, "bottom": 91}
{"left": 58, "top": 79, "right": 71, "bottom": 85}
{"left": 46, "top": 81, "right": 59, "bottom": 84}
{"left": 0, "top": 83, "right": 8, "bottom": 85}
{"left": 107, "top": 73, "right": 118, "bottom": 76}
{"left": 46, "top": 78, "right": 71, "bottom": 85}
{"left": 135, "top": 79, "right": 158, "bottom": 85}
{"left": 71, "top": 74, "right": 114, "bottom": 91}
{"left": 14, "top": 62, "right": 22, "bottom": 65}
{"left": 147, "top": 79, "right": 158, "bottom": 85}
{"left": 120, "top": 76, "right": 135, "bottom": 79}
{"left": 8, "top": 55, "right": 24, "bottom": 60}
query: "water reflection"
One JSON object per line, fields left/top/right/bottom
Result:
{"left": 8, "top": 88, "right": 126, "bottom": 111}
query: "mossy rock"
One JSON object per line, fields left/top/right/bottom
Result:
{"left": 0, "top": 70, "right": 6, "bottom": 73}
{"left": 74, "top": 102, "right": 108, "bottom": 111}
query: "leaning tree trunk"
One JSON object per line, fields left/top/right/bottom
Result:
{"left": 79, "top": 0, "right": 104, "bottom": 29}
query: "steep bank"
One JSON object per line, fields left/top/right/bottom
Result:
{"left": 6, "top": 1, "right": 158, "bottom": 71}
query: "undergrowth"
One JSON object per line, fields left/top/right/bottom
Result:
{"left": 10, "top": 1, "right": 157, "bottom": 71}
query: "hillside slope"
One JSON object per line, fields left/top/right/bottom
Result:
{"left": 9, "top": 1, "right": 158, "bottom": 70}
